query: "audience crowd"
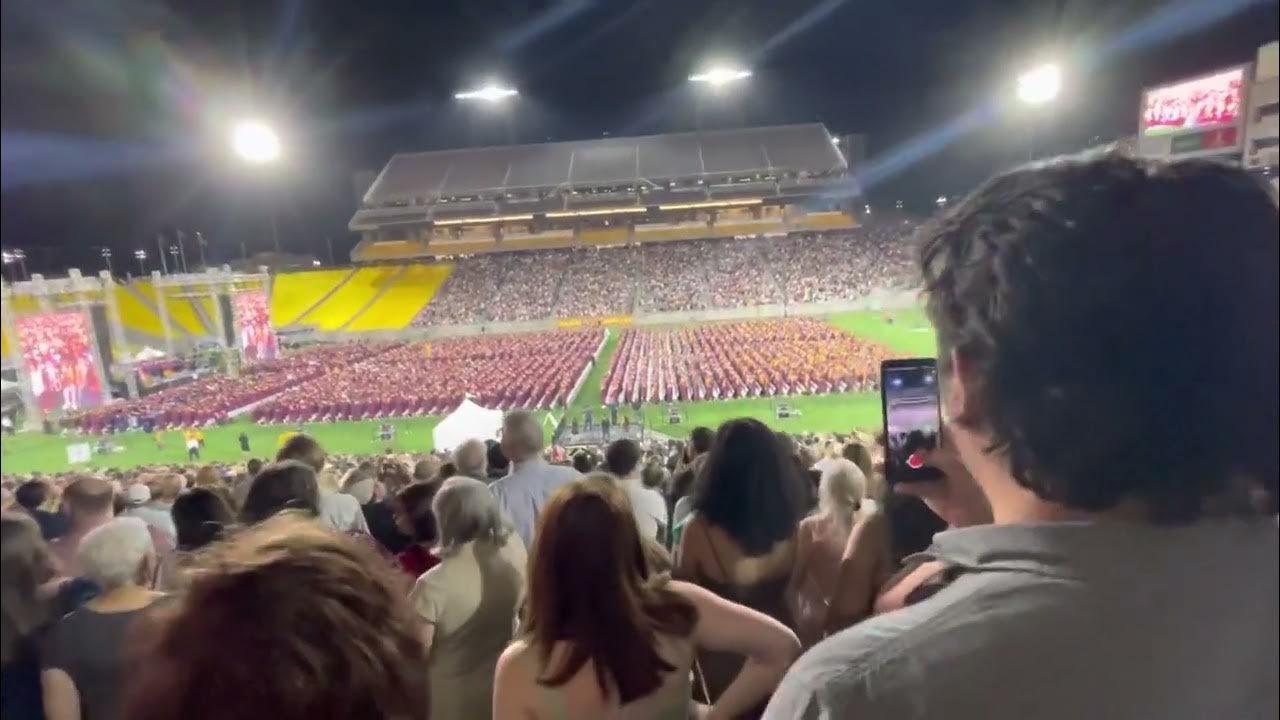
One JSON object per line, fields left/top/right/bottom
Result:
{"left": 604, "top": 318, "right": 892, "bottom": 404}
{"left": 251, "top": 329, "right": 600, "bottom": 422}
{"left": 410, "top": 225, "right": 919, "bottom": 327}
{"left": 1, "top": 155, "right": 1276, "bottom": 720}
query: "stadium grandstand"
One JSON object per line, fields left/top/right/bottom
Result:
{"left": 347, "top": 123, "right": 855, "bottom": 262}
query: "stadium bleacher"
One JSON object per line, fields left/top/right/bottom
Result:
{"left": 344, "top": 264, "right": 452, "bottom": 331}
{"left": 269, "top": 268, "right": 354, "bottom": 327}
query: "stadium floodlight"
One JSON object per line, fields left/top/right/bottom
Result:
{"left": 936, "top": 196, "right": 948, "bottom": 207}
{"left": 1016, "top": 63, "right": 1061, "bottom": 106}
{"left": 689, "top": 66, "right": 752, "bottom": 87}
{"left": 454, "top": 84, "right": 519, "bottom": 102}
{"left": 231, "top": 120, "right": 281, "bottom": 164}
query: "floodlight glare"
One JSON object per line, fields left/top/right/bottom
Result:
{"left": 1016, "top": 63, "right": 1061, "bottom": 106}
{"left": 454, "top": 84, "right": 519, "bottom": 102}
{"left": 231, "top": 120, "right": 281, "bottom": 164}
{"left": 689, "top": 67, "right": 753, "bottom": 87}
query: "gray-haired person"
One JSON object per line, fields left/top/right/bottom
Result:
{"left": 452, "top": 439, "right": 488, "bottom": 480}
{"left": 408, "top": 477, "right": 527, "bottom": 720}
{"left": 42, "top": 518, "right": 168, "bottom": 720}
{"left": 488, "top": 410, "right": 578, "bottom": 547}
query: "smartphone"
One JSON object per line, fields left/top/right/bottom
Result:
{"left": 881, "top": 358, "right": 944, "bottom": 484}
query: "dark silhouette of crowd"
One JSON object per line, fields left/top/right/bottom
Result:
{"left": 2, "top": 155, "right": 1276, "bottom": 720}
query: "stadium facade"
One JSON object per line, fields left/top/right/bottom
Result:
{"left": 347, "top": 123, "right": 859, "bottom": 262}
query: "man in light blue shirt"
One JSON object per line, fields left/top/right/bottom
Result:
{"left": 489, "top": 410, "right": 579, "bottom": 547}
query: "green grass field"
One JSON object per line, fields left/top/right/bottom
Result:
{"left": 0, "top": 308, "right": 935, "bottom": 473}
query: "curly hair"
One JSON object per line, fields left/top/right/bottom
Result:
{"left": 920, "top": 153, "right": 1278, "bottom": 522}
{"left": 121, "top": 516, "right": 429, "bottom": 720}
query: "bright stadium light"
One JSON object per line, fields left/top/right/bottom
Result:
{"left": 689, "top": 66, "right": 752, "bottom": 87}
{"left": 231, "top": 120, "right": 281, "bottom": 164}
{"left": 1017, "top": 63, "right": 1061, "bottom": 106}
{"left": 454, "top": 84, "right": 519, "bottom": 102}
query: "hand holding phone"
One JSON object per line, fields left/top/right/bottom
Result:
{"left": 880, "top": 358, "right": 944, "bottom": 485}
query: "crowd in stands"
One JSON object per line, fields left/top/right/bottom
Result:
{"left": 604, "top": 318, "right": 892, "bottom": 404}
{"left": 409, "top": 225, "right": 919, "bottom": 327}
{"left": 1, "top": 156, "right": 1276, "bottom": 720}
{"left": 68, "top": 344, "right": 386, "bottom": 433}
{"left": 251, "top": 329, "right": 601, "bottom": 423}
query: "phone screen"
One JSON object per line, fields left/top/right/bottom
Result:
{"left": 881, "top": 358, "right": 944, "bottom": 484}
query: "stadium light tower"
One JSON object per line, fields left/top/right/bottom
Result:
{"left": 454, "top": 84, "right": 519, "bottom": 102}
{"left": 230, "top": 119, "right": 284, "bottom": 252}
{"left": 1016, "top": 63, "right": 1061, "bottom": 106}
{"left": 689, "top": 66, "right": 752, "bottom": 88}
{"left": 231, "top": 120, "right": 281, "bottom": 164}
{"left": 134, "top": 249, "right": 147, "bottom": 276}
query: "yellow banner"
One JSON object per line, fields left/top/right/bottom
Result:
{"left": 556, "top": 315, "right": 633, "bottom": 329}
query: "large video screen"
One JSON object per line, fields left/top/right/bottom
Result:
{"left": 1142, "top": 67, "right": 1244, "bottom": 137}
{"left": 233, "top": 290, "right": 278, "bottom": 363}
{"left": 16, "top": 311, "right": 105, "bottom": 413}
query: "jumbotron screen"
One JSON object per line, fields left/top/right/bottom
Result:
{"left": 15, "top": 311, "right": 104, "bottom": 413}
{"left": 1141, "top": 67, "right": 1244, "bottom": 137}
{"left": 232, "top": 290, "right": 279, "bottom": 364}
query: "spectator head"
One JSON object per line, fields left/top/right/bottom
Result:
{"left": 818, "top": 459, "right": 866, "bottom": 534}
{"left": 688, "top": 426, "right": 714, "bottom": 459}
{"left": 486, "top": 439, "right": 509, "bottom": 478}
{"left": 525, "top": 479, "right": 697, "bottom": 704}
{"left": 172, "top": 488, "right": 235, "bottom": 552}
{"left": 193, "top": 466, "right": 222, "bottom": 489}
{"left": 571, "top": 451, "right": 596, "bottom": 474}
{"left": 604, "top": 438, "right": 643, "bottom": 478}
{"left": 14, "top": 480, "right": 49, "bottom": 512}
{"left": 921, "top": 154, "right": 1278, "bottom": 522}
{"left": 695, "top": 418, "right": 808, "bottom": 556}
{"left": 374, "top": 459, "right": 412, "bottom": 496}
{"left": 394, "top": 483, "right": 439, "bottom": 545}
{"left": 125, "top": 483, "right": 152, "bottom": 507}
{"left": 436, "top": 462, "right": 457, "bottom": 482}
{"left": 245, "top": 458, "right": 264, "bottom": 477}
{"left": 340, "top": 469, "right": 375, "bottom": 505}
{"left": 452, "top": 439, "right": 488, "bottom": 479}
{"left": 121, "top": 516, "right": 429, "bottom": 720}
{"left": 239, "top": 460, "right": 320, "bottom": 525}
{"left": 411, "top": 457, "right": 440, "bottom": 483}
{"left": 841, "top": 441, "right": 876, "bottom": 487}
{"left": 276, "top": 434, "right": 326, "bottom": 473}
{"left": 1, "top": 513, "right": 57, "bottom": 664}
{"left": 432, "top": 477, "right": 510, "bottom": 557}
{"left": 61, "top": 476, "right": 116, "bottom": 525}
{"left": 641, "top": 462, "right": 667, "bottom": 491}
{"left": 153, "top": 473, "right": 186, "bottom": 503}
{"left": 77, "top": 517, "right": 155, "bottom": 591}
{"left": 501, "top": 410, "right": 543, "bottom": 463}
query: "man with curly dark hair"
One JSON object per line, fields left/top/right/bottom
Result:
{"left": 767, "top": 153, "right": 1278, "bottom": 720}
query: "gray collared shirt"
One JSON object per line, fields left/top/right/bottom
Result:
{"left": 765, "top": 519, "right": 1279, "bottom": 720}
{"left": 488, "top": 458, "right": 580, "bottom": 547}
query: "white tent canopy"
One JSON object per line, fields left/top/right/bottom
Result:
{"left": 432, "top": 399, "right": 504, "bottom": 452}
{"left": 134, "top": 346, "right": 166, "bottom": 361}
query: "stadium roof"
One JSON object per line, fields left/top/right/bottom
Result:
{"left": 362, "top": 123, "right": 846, "bottom": 207}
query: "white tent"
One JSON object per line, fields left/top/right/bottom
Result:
{"left": 134, "top": 346, "right": 166, "bottom": 361}
{"left": 432, "top": 399, "right": 504, "bottom": 452}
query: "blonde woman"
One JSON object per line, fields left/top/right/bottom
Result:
{"left": 786, "top": 459, "right": 880, "bottom": 646}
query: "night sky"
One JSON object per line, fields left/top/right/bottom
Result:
{"left": 2, "top": 0, "right": 1277, "bottom": 276}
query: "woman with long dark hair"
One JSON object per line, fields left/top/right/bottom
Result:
{"left": 494, "top": 478, "right": 798, "bottom": 719}
{"left": 675, "top": 418, "right": 807, "bottom": 706}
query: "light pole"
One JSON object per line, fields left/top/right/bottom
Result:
{"left": 195, "top": 231, "right": 207, "bottom": 268}
{"left": 168, "top": 244, "right": 181, "bottom": 274}
{"left": 454, "top": 83, "right": 519, "bottom": 143}
{"left": 231, "top": 119, "right": 283, "bottom": 252}
{"left": 156, "top": 232, "right": 169, "bottom": 275}
{"left": 688, "top": 65, "right": 752, "bottom": 129}
{"left": 1016, "top": 63, "right": 1061, "bottom": 161}
{"left": 2, "top": 249, "right": 28, "bottom": 282}
{"left": 175, "top": 230, "right": 189, "bottom": 273}
{"left": 134, "top": 249, "right": 147, "bottom": 276}
{"left": 101, "top": 247, "right": 114, "bottom": 275}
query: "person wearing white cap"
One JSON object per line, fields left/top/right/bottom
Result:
{"left": 122, "top": 480, "right": 178, "bottom": 548}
